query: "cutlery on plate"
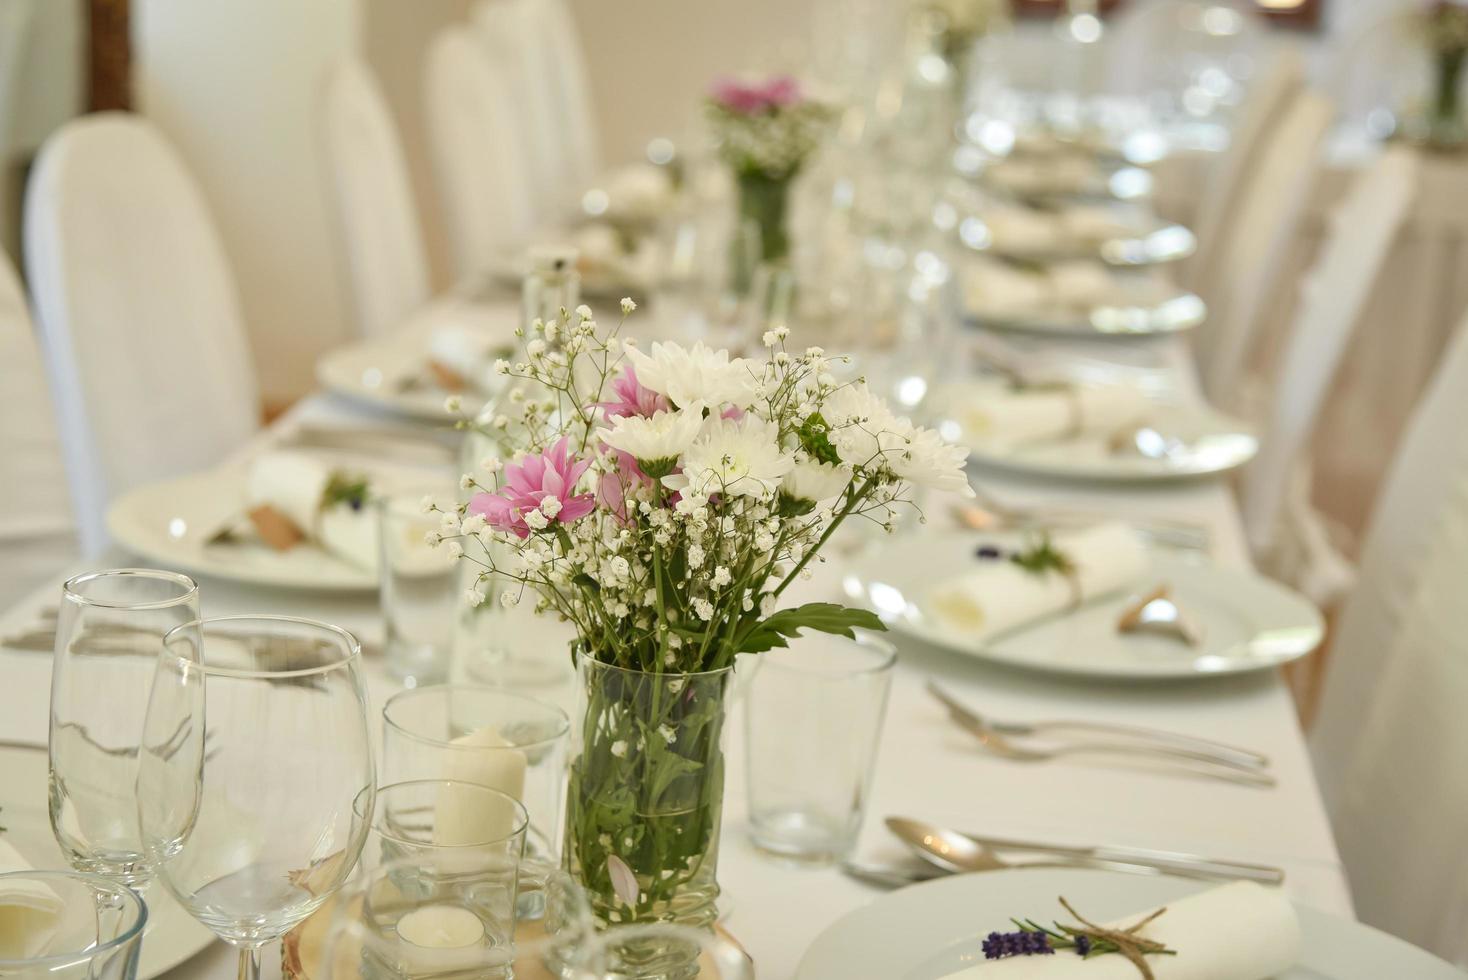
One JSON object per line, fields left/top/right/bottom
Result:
{"left": 886, "top": 817, "right": 1285, "bottom": 885}
{"left": 926, "top": 681, "right": 1268, "bottom": 769}
{"left": 279, "top": 424, "right": 458, "bottom": 463}
{"left": 839, "top": 859, "right": 947, "bottom": 890}
{"left": 1116, "top": 583, "right": 1203, "bottom": 646}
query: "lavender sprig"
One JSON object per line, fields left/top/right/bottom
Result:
{"left": 982, "top": 899, "right": 1177, "bottom": 978}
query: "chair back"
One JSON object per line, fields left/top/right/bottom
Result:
{"left": 24, "top": 113, "right": 258, "bottom": 554}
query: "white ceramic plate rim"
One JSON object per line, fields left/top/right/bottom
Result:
{"left": 967, "top": 292, "right": 1207, "bottom": 338}
{"left": 841, "top": 534, "right": 1323, "bottom": 680}
{"left": 795, "top": 868, "right": 1459, "bottom": 980}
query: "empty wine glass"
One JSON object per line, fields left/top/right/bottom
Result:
{"left": 49, "top": 568, "right": 200, "bottom": 888}
{"left": 136, "top": 615, "right": 375, "bottom": 980}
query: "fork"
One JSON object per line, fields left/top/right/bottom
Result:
{"left": 953, "top": 488, "right": 1211, "bottom": 552}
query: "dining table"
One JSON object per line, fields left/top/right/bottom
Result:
{"left": 0, "top": 312, "right": 1352, "bottom": 979}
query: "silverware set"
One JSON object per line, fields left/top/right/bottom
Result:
{"left": 927, "top": 682, "right": 1274, "bottom": 787}
{"left": 841, "top": 816, "right": 1285, "bottom": 890}
{"left": 951, "top": 490, "right": 1212, "bottom": 553}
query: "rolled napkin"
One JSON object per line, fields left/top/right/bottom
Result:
{"left": 928, "top": 522, "right": 1148, "bottom": 640}
{"left": 944, "top": 881, "right": 1299, "bottom": 979}
{"left": 600, "top": 163, "right": 675, "bottom": 224}
{"left": 948, "top": 383, "right": 1150, "bottom": 451}
{"left": 1060, "top": 205, "right": 1140, "bottom": 245}
{"left": 434, "top": 727, "right": 529, "bottom": 845}
{"left": 962, "top": 258, "right": 1052, "bottom": 319}
{"left": 985, "top": 206, "right": 1063, "bottom": 255}
{"left": 0, "top": 839, "right": 63, "bottom": 959}
{"left": 1046, "top": 262, "right": 1128, "bottom": 311}
{"left": 245, "top": 452, "right": 377, "bottom": 571}
{"left": 423, "top": 305, "right": 514, "bottom": 392}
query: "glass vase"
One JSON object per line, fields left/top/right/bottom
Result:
{"left": 732, "top": 171, "right": 792, "bottom": 295}
{"left": 562, "top": 654, "right": 731, "bottom": 978}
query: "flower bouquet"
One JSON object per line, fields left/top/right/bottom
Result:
{"left": 707, "top": 76, "right": 834, "bottom": 292}
{"left": 433, "top": 302, "right": 970, "bottom": 971}
{"left": 917, "top": 0, "right": 1010, "bottom": 66}
{"left": 1414, "top": 1, "right": 1468, "bottom": 147}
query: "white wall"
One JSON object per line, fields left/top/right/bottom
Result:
{"left": 133, "top": 0, "right": 361, "bottom": 405}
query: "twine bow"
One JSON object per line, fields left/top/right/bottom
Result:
{"left": 1057, "top": 897, "right": 1171, "bottom": 980}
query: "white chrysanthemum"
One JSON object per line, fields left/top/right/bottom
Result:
{"left": 624, "top": 341, "right": 757, "bottom": 409}
{"left": 820, "top": 383, "right": 907, "bottom": 468}
{"left": 888, "top": 425, "right": 975, "bottom": 497}
{"left": 667, "top": 415, "right": 794, "bottom": 500}
{"left": 598, "top": 405, "right": 705, "bottom": 469}
{"left": 780, "top": 460, "right": 851, "bottom": 504}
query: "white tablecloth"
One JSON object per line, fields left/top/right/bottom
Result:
{"left": 0, "top": 339, "right": 1351, "bottom": 980}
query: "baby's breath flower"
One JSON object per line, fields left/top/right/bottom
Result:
{"left": 576, "top": 304, "right": 594, "bottom": 320}
{"left": 620, "top": 297, "right": 637, "bottom": 314}
{"left": 443, "top": 395, "right": 462, "bottom": 413}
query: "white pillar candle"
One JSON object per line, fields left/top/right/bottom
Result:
{"left": 434, "top": 726, "right": 529, "bottom": 845}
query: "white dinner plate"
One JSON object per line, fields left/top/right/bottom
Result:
{"left": 316, "top": 300, "right": 519, "bottom": 422}
{"left": 841, "top": 531, "right": 1323, "bottom": 679}
{"left": 934, "top": 384, "right": 1257, "bottom": 482}
{"left": 964, "top": 215, "right": 1197, "bottom": 267}
{"left": 965, "top": 288, "right": 1206, "bottom": 338}
{"left": 0, "top": 743, "right": 216, "bottom": 977}
{"left": 106, "top": 460, "right": 450, "bottom": 593}
{"left": 797, "top": 868, "right": 1459, "bottom": 979}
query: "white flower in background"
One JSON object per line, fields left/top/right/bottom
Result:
{"left": 464, "top": 587, "right": 485, "bottom": 607}
{"left": 889, "top": 425, "right": 975, "bottom": 497}
{"left": 621, "top": 297, "right": 637, "bottom": 314}
{"left": 598, "top": 405, "right": 706, "bottom": 472}
{"left": 780, "top": 459, "right": 851, "bottom": 505}
{"left": 443, "top": 395, "right": 461, "bottom": 413}
{"left": 624, "top": 341, "right": 757, "bottom": 409}
{"left": 669, "top": 415, "right": 794, "bottom": 500}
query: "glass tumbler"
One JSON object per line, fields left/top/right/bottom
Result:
{"left": 378, "top": 491, "right": 459, "bottom": 686}
{"left": 48, "top": 568, "right": 200, "bottom": 887}
{"left": 744, "top": 631, "right": 896, "bottom": 864}
{"left": 382, "top": 685, "right": 569, "bottom": 861}
{"left": 0, "top": 869, "right": 146, "bottom": 979}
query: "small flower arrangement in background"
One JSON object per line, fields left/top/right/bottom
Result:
{"left": 1412, "top": 1, "right": 1468, "bottom": 146}
{"left": 918, "top": 0, "right": 1010, "bottom": 63}
{"left": 706, "top": 75, "right": 834, "bottom": 182}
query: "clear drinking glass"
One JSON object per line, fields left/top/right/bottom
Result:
{"left": 0, "top": 870, "right": 146, "bottom": 978}
{"left": 136, "top": 615, "right": 375, "bottom": 980}
{"left": 48, "top": 568, "right": 200, "bottom": 887}
{"left": 378, "top": 491, "right": 459, "bottom": 686}
{"left": 381, "top": 686, "right": 569, "bottom": 861}
{"left": 308, "top": 859, "right": 754, "bottom": 980}
{"left": 744, "top": 631, "right": 896, "bottom": 864}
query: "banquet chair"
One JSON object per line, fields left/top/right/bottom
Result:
{"left": 0, "top": 248, "right": 77, "bottom": 603}
{"left": 24, "top": 113, "right": 258, "bottom": 556}
{"left": 424, "top": 25, "right": 536, "bottom": 282}
{"left": 1183, "top": 45, "right": 1304, "bottom": 299}
{"left": 470, "top": 0, "right": 570, "bottom": 221}
{"left": 1310, "top": 309, "right": 1468, "bottom": 967}
{"left": 530, "top": 0, "right": 602, "bottom": 189}
{"left": 1238, "top": 147, "right": 1419, "bottom": 607}
{"left": 1195, "top": 89, "right": 1334, "bottom": 405}
{"left": 320, "top": 58, "right": 431, "bottom": 340}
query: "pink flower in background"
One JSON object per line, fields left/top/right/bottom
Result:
{"left": 593, "top": 365, "right": 670, "bottom": 419}
{"left": 469, "top": 437, "right": 595, "bottom": 539}
{"left": 595, "top": 448, "right": 651, "bottom": 525}
{"left": 710, "top": 75, "right": 802, "bottom": 115}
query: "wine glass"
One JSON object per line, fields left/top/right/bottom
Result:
{"left": 49, "top": 568, "right": 200, "bottom": 888}
{"left": 136, "top": 615, "right": 375, "bottom": 980}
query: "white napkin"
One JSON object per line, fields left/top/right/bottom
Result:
{"left": 246, "top": 452, "right": 377, "bottom": 572}
{"left": 0, "top": 839, "right": 63, "bottom": 960}
{"left": 434, "top": 727, "right": 529, "bottom": 845}
{"left": 962, "top": 258, "right": 1051, "bottom": 318}
{"left": 601, "top": 163, "right": 675, "bottom": 223}
{"left": 985, "top": 207, "right": 1062, "bottom": 254}
{"left": 423, "top": 305, "right": 513, "bottom": 392}
{"left": 944, "top": 881, "right": 1299, "bottom": 979}
{"left": 929, "top": 522, "right": 1148, "bottom": 640}
{"left": 1059, "top": 205, "right": 1139, "bottom": 245}
{"left": 950, "top": 383, "right": 1150, "bottom": 451}
{"left": 1046, "top": 262, "right": 1127, "bottom": 311}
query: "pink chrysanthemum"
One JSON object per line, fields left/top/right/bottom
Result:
{"left": 469, "top": 437, "right": 595, "bottom": 539}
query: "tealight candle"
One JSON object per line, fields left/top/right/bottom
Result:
{"left": 434, "top": 727, "right": 529, "bottom": 844}
{"left": 393, "top": 904, "right": 487, "bottom": 974}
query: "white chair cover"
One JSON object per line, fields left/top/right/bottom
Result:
{"left": 0, "top": 248, "right": 76, "bottom": 603}
{"left": 470, "top": 0, "right": 569, "bottom": 220}
{"left": 423, "top": 25, "right": 535, "bottom": 282}
{"left": 1196, "top": 90, "right": 1334, "bottom": 404}
{"left": 24, "top": 113, "right": 258, "bottom": 556}
{"left": 320, "top": 58, "right": 430, "bottom": 339}
{"left": 1240, "top": 147, "right": 1419, "bottom": 606}
{"left": 1185, "top": 45, "right": 1303, "bottom": 299}
{"left": 534, "top": 0, "right": 601, "bottom": 189}
{"left": 1311, "top": 313, "right": 1468, "bottom": 967}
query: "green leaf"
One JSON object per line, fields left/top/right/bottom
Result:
{"left": 735, "top": 602, "right": 887, "bottom": 655}
{"left": 572, "top": 573, "right": 601, "bottom": 594}
{"left": 797, "top": 413, "right": 841, "bottom": 466}
{"left": 321, "top": 473, "right": 369, "bottom": 511}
